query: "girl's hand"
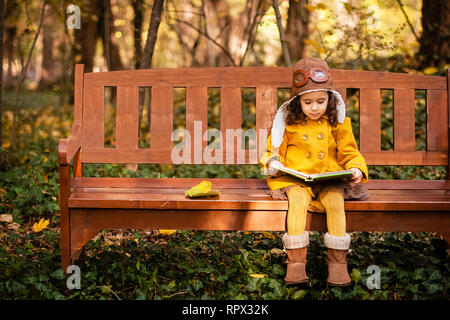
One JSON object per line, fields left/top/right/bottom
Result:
{"left": 349, "top": 168, "right": 363, "bottom": 186}
{"left": 266, "top": 160, "right": 283, "bottom": 177}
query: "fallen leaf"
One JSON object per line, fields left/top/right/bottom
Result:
{"left": 8, "top": 222, "right": 21, "bottom": 231}
{"left": 249, "top": 274, "right": 266, "bottom": 278}
{"left": 0, "top": 214, "right": 13, "bottom": 223}
{"left": 270, "top": 248, "right": 284, "bottom": 255}
{"left": 32, "top": 218, "right": 50, "bottom": 233}
{"left": 159, "top": 229, "right": 177, "bottom": 235}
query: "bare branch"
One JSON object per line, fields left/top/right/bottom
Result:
{"left": 272, "top": 0, "right": 291, "bottom": 66}
{"left": 22, "top": 0, "right": 47, "bottom": 80}
{"left": 173, "top": 17, "right": 237, "bottom": 66}
{"left": 141, "top": 0, "right": 165, "bottom": 69}
{"left": 396, "top": 0, "right": 420, "bottom": 43}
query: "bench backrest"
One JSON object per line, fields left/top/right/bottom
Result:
{"left": 74, "top": 64, "right": 449, "bottom": 171}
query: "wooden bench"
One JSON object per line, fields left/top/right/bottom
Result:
{"left": 58, "top": 64, "right": 450, "bottom": 272}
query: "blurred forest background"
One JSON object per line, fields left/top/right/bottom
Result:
{"left": 0, "top": 0, "right": 449, "bottom": 300}
{"left": 0, "top": 0, "right": 449, "bottom": 161}
{"left": 0, "top": 0, "right": 449, "bottom": 159}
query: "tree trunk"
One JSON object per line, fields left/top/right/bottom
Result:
{"left": 0, "top": 0, "right": 4, "bottom": 155}
{"left": 10, "top": 0, "right": 47, "bottom": 151}
{"left": 75, "top": 0, "right": 98, "bottom": 73}
{"left": 38, "top": 4, "right": 62, "bottom": 89}
{"left": 169, "top": 1, "right": 203, "bottom": 66}
{"left": 272, "top": 0, "right": 291, "bottom": 66}
{"left": 132, "top": 0, "right": 144, "bottom": 69}
{"left": 141, "top": 0, "right": 164, "bottom": 69}
{"left": 4, "top": 26, "right": 16, "bottom": 88}
{"left": 285, "top": 0, "right": 309, "bottom": 63}
{"left": 417, "top": 0, "right": 450, "bottom": 70}
{"left": 203, "top": 0, "right": 271, "bottom": 67}
{"left": 100, "top": 0, "right": 124, "bottom": 71}
{"left": 4, "top": 0, "right": 20, "bottom": 88}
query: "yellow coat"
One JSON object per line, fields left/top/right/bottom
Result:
{"left": 259, "top": 116, "right": 368, "bottom": 193}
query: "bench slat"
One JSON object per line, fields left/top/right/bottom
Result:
{"left": 394, "top": 89, "right": 416, "bottom": 151}
{"left": 336, "top": 88, "right": 347, "bottom": 102}
{"left": 186, "top": 86, "right": 208, "bottom": 164}
{"left": 221, "top": 87, "right": 242, "bottom": 164}
{"left": 256, "top": 86, "right": 277, "bottom": 160}
{"left": 68, "top": 191, "right": 450, "bottom": 211}
{"left": 427, "top": 89, "right": 448, "bottom": 151}
{"left": 360, "top": 88, "right": 381, "bottom": 152}
{"left": 70, "top": 187, "right": 449, "bottom": 197}
{"left": 150, "top": 86, "right": 173, "bottom": 161}
{"left": 70, "top": 177, "right": 450, "bottom": 190}
{"left": 332, "top": 69, "right": 447, "bottom": 89}
{"left": 83, "top": 86, "right": 104, "bottom": 150}
{"left": 116, "top": 86, "right": 139, "bottom": 149}
{"left": 363, "top": 151, "right": 447, "bottom": 165}
{"left": 83, "top": 67, "right": 447, "bottom": 90}
{"left": 69, "top": 210, "right": 449, "bottom": 243}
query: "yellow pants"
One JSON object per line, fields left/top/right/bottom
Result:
{"left": 286, "top": 184, "right": 346, "bottom": 237}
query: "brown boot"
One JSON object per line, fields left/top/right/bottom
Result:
{"left": 284, "top": 247, "right": 308, "bottom": 284}
{"left": 326, "top": 248, "right": 351, "bottom": 286}
{"left": 282, "top": 232, "right": 309, "bottom": 284}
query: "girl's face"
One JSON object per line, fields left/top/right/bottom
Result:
{"left": 299, "top": 91, "right": 328, "bottom": 120}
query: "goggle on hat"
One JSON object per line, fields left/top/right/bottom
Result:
{"left": 270, "top": 58, "right": 346, "bottom": 148}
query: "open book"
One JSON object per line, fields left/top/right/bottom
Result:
{"left": 269, "top": 161, "right": 353, "bottom": 182}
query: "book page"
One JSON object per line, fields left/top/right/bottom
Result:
{"left": 309, "top": 170, "right": 353, "bottom": 181}
{"left": 268, "top": 161, "right": 310, "bottom": 180}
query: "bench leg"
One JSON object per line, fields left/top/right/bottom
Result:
{"left": 59, "top": 165, "right": 72, "bottom": 273}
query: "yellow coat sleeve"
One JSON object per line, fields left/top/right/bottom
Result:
{"left": 259, "top": 133, "right": 288, "bottom": 174}
{"left": 334, "top": 117, "right": 369, "bottom": 182}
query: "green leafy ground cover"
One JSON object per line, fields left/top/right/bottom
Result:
{"left": 0, "top": 90, "right": 449, "bottom": 300}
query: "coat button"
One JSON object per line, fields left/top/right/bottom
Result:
{"left": 318, "top": 151, "right": 325, "bottom": 160}
{"left": 306, "top": 152, "right": 312, "bottom": 159}
{"left": 302, "top": 134, "right": 308, "bottom": 141}
{"left": 318, "top": 133, "right": 324, "bottom": 140}
{"left": 318, "top": 119, "right": 324, "bottom": 125}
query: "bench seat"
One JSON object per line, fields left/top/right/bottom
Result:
{"left": 68, "top": 178, "right": 450, "bottom": 212}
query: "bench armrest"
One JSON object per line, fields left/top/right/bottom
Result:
{"left": 58, "top": 122, "right": 82, "bottom": 166}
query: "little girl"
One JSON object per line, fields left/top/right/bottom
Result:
{"left": 259, "top": 58, "right": 368, "bottom": 286}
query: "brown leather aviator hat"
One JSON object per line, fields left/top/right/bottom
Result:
{"left": 270, "top": 57, "right": 346, "bottom": 148}
{"left": 291, "top": 57, "right": 334, "bottom": 97}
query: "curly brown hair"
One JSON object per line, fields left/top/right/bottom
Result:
{"left": 284, "top": 91, "right": 338, "bottom": 126}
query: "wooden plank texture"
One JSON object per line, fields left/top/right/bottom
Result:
{"left": 394, "top": 89, "right": 416, "bottom": 151}
{"left": 221, "top": 87, "right": 242, "bottom": 164}
{"left": 256, "top": 87, "right": 277, "bottom": 161}
{"left": 360, "top": 88, "right": 381, "bottom": 152}
{"left": 83, "top": 67, "right": 447, "bottom": 90}
{"left": 427, "top": 89, "right": 448, "bottom": 151}
{"left": 116, "top": 86, "right": 139, "bottom": 149}
{"left": 70, "top": 177, "right": 450, "bottom": 190}
{"left": 150, "top": 87, "right": 173, "bottom": 162}
{"left": 186, "top": 86, "right": 208, "bottom": 164}
{"left": 83, "top": 86, "right": 104, "bottom": 149}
